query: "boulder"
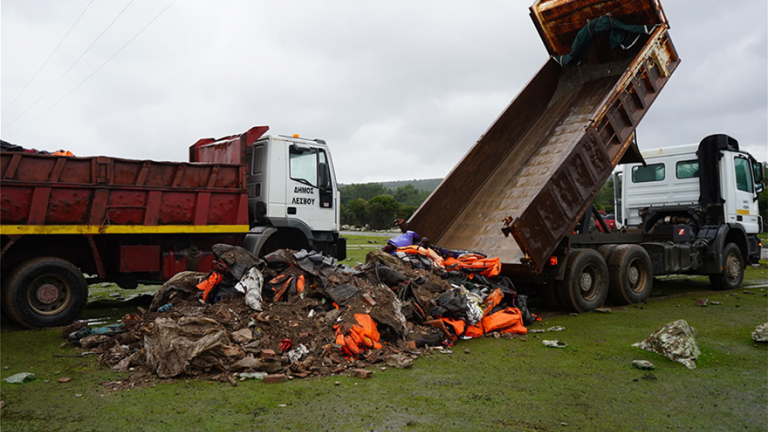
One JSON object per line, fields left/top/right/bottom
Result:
{"left": 752, "top": 323, "right": 768, "bottom": 343}
{"left": 632, "top": 319, "right": 700, "bottom": 369}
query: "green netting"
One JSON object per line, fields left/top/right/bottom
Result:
{"left": 554, "top": 16, "right": 658, "bottom": 66}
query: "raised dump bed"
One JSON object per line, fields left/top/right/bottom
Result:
{"left": 408, "top": 0, "right": 679, "bottom": 274}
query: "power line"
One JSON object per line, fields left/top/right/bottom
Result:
{"left": 2, "top": 0, "right": 136, "bottom": 129}
{"left": 2, "top": 0, "right": 96, "bottom": 114}
{"left": 4, "top": 0, "right": 178, "bottom": 137}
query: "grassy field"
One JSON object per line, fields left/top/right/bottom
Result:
{"left": 1, "top": 236, "right": 766, "bottom": 432}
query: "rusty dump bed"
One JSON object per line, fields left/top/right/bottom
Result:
{"left": 407, "top": 0, "right": 679, "bottom": 274}
{"left": 0, "top": 153, "right": 249, "bottom": 235}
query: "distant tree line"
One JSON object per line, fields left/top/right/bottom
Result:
{"left": 339, "top": 183, "right": 431, "bottom": 230}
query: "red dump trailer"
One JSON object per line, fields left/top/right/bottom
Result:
{"left": 408, "top": 0, "right": 681, "bottom": 311}
{"left": 0, "top": 136, "right": 255, "bottom": 327}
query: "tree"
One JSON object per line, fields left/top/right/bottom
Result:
{"left": 394, "top": 184, "right": 431, "bottom": 207}
{"left": 595, "top": 177, "right": 615, "bottom": 214}
{"left": 366, "top": 195, "right": 401, "bottom": 230}
{"left": 339, "top": 183, "right": 391, "bottom": 206}
{"left": 342, "top": 198, "right": 368, "bottom": 227}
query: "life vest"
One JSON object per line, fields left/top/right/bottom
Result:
{"left": 53, "top": 150, "right": 74, "bottom": 156}
{"left": 196, "top": 272, "right": 223, "bottom": 302}
{"left": 396, "top": 245, "right": 445, "bottom": 268}
{"left": 458, "top": 307, "right": 528, "bottom": 338}
{"left": 444, "top": 255, "right": 501, "bottom": 278}
{"left": 334, "top": 313, "right": 382, "bottom": 358}
{"left": 483, "top": 288, "right": 504, "bottom": 316}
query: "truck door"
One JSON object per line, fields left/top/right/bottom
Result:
{"left": 725, "top": 154, "right": 760, "bottom": 234}
{"left": 287, "top": 143, "right": 337, "bottom": 232}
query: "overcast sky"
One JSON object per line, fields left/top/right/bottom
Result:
{"left": 1, "top": 0, "right": 766, "bottom": 183}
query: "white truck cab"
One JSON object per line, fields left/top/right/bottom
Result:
{"left": 606, "top": 134, "right": 763, "bottom": 292}
{"left": 619, "top": 138, "right": 763, "bottom": 233}
{"left": 244, "top": 135, "right": 345, "bottom": 258}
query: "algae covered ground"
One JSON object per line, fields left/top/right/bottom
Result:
{"left": 1, "top": 236, "right": 766, "bottom": 431}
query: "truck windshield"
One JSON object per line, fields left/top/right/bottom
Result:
{"left": 290, "top": 146, "right": 317, "bottom": 187}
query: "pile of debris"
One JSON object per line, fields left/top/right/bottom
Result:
{"left": 63, "top": 241, "right": 538, "bottom": 383}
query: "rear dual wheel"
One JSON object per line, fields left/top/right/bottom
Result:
{"left": 607, "top": 245, "right": 653, "bottom": 305}
{"left": 2, "top": 257, "right": 88, "bottom": 328}
{"left": 556, "top": 249, "right": 609, "bottom": 313}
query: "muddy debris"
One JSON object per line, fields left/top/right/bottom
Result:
{"left": 63, "top": 244, "right": 538, "bottom": 383}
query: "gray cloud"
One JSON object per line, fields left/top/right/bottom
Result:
{"left": 2, "top": 0, "right": 766, "bottom": 183}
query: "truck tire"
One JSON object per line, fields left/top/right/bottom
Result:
{"left": 607, "top": 245, "right": 653, "bottom": 305}
{"left": 556, "top": 249, "right": 609, "bottom": 313}
{"left": 709, "top": 242, "right": 744, "bottom": 291}
{"left": 597, "top": 244, "right": 619, "bottom": 263}
{"left": 2, "top": 257, "right": 88, "bottom": 328}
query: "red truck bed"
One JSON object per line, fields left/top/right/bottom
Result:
{"left": 1, "top": 148, "right": 249, "bottom": 235}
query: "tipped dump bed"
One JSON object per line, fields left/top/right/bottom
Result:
{"left": 407, "top": 0, "right": 679, "bottom": 274}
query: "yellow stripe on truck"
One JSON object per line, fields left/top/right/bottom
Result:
{"left": 736, "top": 209, "right": 750, "bottom": 215}
{"left": 0, "top": 224, "right": 250, "bottom": 235}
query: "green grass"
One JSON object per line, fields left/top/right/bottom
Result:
{"left": 343, "top": 234, "right": 389, "bottom": 265}
{"left": 1, "top": 266, "right": 766, "bottom": 431}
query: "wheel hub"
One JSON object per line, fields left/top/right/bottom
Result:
{"left": 580, "top": 273, "right": 593, "bottom": 292}
{"left": 727, "top": 256, "right": 741, "bottom": 281}
{"left": 36, "top": 284, "right": 60, "bottom": 304}
{"left": 628, "top": 266, "right": 639, "bottom": 285}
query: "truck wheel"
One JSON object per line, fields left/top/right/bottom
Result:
{"left": 2, "top": 257, "right": 88, "bottom": 328}
{"left": 608, "top": 245, "right": 653, "bottom": 305}
{"left": 709, "top": 243, "right": 744, "bottom": 291}
{"left": 556, "top": 249, "right": 609, "bottom": 313}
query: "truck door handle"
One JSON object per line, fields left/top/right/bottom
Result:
{"left": 287, "top": 207, "right": 297, "bottom": 215}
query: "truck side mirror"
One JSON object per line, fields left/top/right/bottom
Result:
{"left": 318, "top": 162, "right": 332, "bottom": 191}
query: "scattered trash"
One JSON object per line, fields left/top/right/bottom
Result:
{"left": 543, "top": 340, "right": 567, "bottom": 348}
{"left": 710, "top": 301, "right": 722, "bottom": 305}
{"left": 239, "top": 372, "right": 268, "bottom": 380}
{"left": 75, "top": 394, "right": 83, "bottom": 398}
{"left": 287, "top": 344, "right": 309, "bottom": 362}
{"left": 58, "top": 377, "right": 73, "bottom": 383}
{"left": 529, "top": 329, "right": 545, "bottom": 333}
{"left": 695, "top": 298, "right": 708, "bottom": 307}
{"left": 61, "top": 243, "right": 540, "bottom": 382}
{"left": 385, "top": 353, "right": 414, "bottom": 369}
{"left": 743, "top": 290, "right": 755, "bottom": 295}
{"left": 547, "top": 326, "right": 565, "bottom": 332}
{"left": 632, "top": 319, "right": 700, "bottom": 369}
{"left": 3, "top": 372, "right": 35, "bottom": 384}
{"left": 595, "top": 307, "right": 612, "bottom": 313}
{"left": 752, "top": 323, "right": 768, "bottom": 343}
{"left": 464, "top": 348, "right": 471, "bottom": 354}
{"left": 351, "top": 368, "right": 373, "bottom": 379}
{"left": 632, "top": 360, "right": 655, "bottom": 370}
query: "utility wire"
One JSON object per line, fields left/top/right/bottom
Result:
{"left": 4, "top": 0, "right": 178, "bottom": 137}
{"left": 2, "top": 0, "right": 96, "bottom": 114}
{"left": 2, "top": 0, "right": 136, "bottom": 129}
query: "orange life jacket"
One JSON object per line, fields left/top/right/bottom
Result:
{"left": 462, "top": 307, "right": 528, "bottom": 338}
{"left": 396, "top": 246, "right": 445, "bottom": 268}
{"left": 444, "top": 255, "right": 501, "bottom": 278}
{"left": 483, "top": 288, "right": 504, "bottom": 316}
{"left": 196, "top": 272, "right": 223, "bottom": 302}
{"left": 53, "top": 150, "right": 74, "bottom": 156}
{"left": 335, "top": 313, "right": 383, "bottom": 357}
